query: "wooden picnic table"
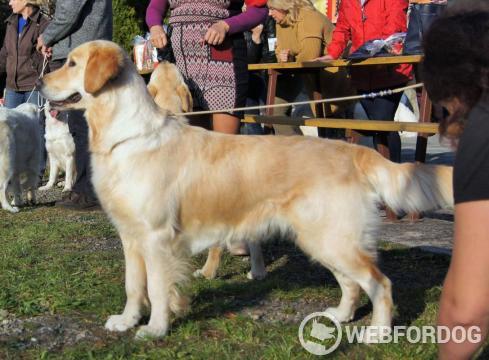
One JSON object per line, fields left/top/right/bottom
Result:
{"left": 247, "top": 55, "right": 434, "bottom": 164}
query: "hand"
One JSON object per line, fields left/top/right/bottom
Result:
{"left": 251, "top": 24, "right": 263, "bottom": 44}
{"left": 149, "top": 25, "right": 168, "bottom": 49}
{"left": 278, "top": 49, "right": 290, "bottom": 63}
{"left": 37, "top": 35, "right": 52, "bottom": 58}
{"left": 204, "top": 21, "right": 229, "bottom": 46}
{"left": 0, "top": 98, "right": 4, "bottom": 106}
{"left": 315, "top": 54, "right": 334, "bottom": 62}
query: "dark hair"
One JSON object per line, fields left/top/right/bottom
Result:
{"left": 422, "top": 1, "right": 489, "bottom": 139}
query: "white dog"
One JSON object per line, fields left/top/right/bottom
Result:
{"left": 38, "top": 103, "right": 76, "bottom": 192}
{"left": 39, "top": 41, "right": 453, "bottom": 341}
{"left": 0, "top": 103, "right": 41, "bottom": 213}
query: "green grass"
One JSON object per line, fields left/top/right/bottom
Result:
{"left": 0, "top": 205, "right": 487, "bottom": 359}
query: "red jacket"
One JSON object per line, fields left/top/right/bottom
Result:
{"left": 327, "top": 0, "right": 412, "bottom": 90}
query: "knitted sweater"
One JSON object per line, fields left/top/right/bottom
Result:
{"left": 42, "top": 0, "right": 112, "bottom": 61}
{"left": 146, "top": 0, "right": 268, "bottom": 35}
{"left": 275, "top": 8, "right": 334, "bottom": 62}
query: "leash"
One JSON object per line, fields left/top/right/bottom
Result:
{"left": 175, "top": 83, "right": 424, "bottom": 117}
{"left": 25, "top": 54, "right": 49, "bottom": 112}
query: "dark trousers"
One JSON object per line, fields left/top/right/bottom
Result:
{"left": 49, "top": 59, "right": 96, "bottom": 198}
{"left": 359, "top": 91, "right": 403, "bottom": 163}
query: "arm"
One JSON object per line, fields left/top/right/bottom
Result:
{"left": 0, "top": 36, "right": 7, "bottom": 77}
{"left": 296, "top": 15, "right": 327, "bottom": 63}
{"left": 383, "top": 0, "right": 409, "bottom": 38}
{"left": 41, "top": 0, "right": 90, "bottom": 46}
{"left": 146, "top": 0, "right": 170, "bottom": 49}
{"left": 438, "top": 201, "right": 489, "bottom": 359}
{"left": 205, "top": 6, "right": 268, "bottom": 46}
{"left": 145, "top": 0, "right": 169, "bottom": 29}
{"left": 326, "top": 2, "right": 351, "bottom": 59}
{"left": 224, "top": 6, "right": 268, "bottom": 35}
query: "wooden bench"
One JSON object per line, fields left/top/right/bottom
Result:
{"left": 247, "top": 55, "right": 435, "bottom": 163}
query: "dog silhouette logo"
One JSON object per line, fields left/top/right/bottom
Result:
{"left": 298, "top": 312, "right": 342, "bottom": 355}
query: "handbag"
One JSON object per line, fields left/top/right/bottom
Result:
{"left": 403, "top": 4, "right": 446, "bottom": 55}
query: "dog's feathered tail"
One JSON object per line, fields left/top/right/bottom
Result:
{"left": 354, "top": 148, "right": 454, "bottom": 213}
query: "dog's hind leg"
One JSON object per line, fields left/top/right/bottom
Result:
{"left": 193, "top": 246, "right": 222, "bottom": 279}
{"left": 295, "top": 223, "right": 392, "bottom": 341}
{"left": 324, "top": 270, "right": 361, "bottom": 323}
{"left": 247, "top": 242, "right": 267, "bottom": 280}
{"left": 0, "top": 180, "right": 18, "bottom": 213}
{"left": 105, "top": 234, "right": 148, "bottom": 333}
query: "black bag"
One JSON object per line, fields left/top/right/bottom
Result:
{"left": 403, "top": 4, "right": 446, "bottom": 55}
{"left": 157, "top": 24, "right": 175, "bottom": 63}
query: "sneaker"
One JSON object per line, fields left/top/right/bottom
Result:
{"left": 55, "top": 191, "right": 100, "bottom": 211}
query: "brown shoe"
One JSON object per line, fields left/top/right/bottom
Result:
{"left": 55, "top": 191, "right": 100, "bottom": 211}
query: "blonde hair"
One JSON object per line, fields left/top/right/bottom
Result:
{"left": 25, "top": 0, "right": 48, "bottom": 7}
{"left": 268, "top": 0, "right": 317, "bottom": 23}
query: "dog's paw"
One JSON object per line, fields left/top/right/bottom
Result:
{"left": 193, "top": 268, "right": 216, "bottom": 280}
{"left": 5, "top": 206, "right": 19, "bottom": 213}
{"left": 324, "top": 307, "right": 354, "bottom": 323}
{"left": 105, "top": 314, "right": 139, "bottom": 332}
{"left": 134, "top": 325, "right": 168, "bottom": 340}
{"left": 246, "top": 270, "right": 267, "bottom": 281}
{"left": 38, "top": 185, "right": 52, "bottom": 191}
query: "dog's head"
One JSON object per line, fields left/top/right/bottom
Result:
{"left": 39, "top": 40, "right": 126, "bottom": 110}
{"left": 147, "top": 62, "right": 193, "bottom": 114}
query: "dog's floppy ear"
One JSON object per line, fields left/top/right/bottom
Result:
{"left": 176, "top": 85, "right": 193, "bottom": 113}
{"left": 84, "top": 45, "right": 124, "bottom": 94}
{"left": 147, "top": 83, "right": 158, "bottom": 99}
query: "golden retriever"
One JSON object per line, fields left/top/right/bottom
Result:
{"left": 147, "top": 61, "right": 193, "bottom": 114}
{"left": 39, "top": 40, "right": 453, "bottom": 340}
{"left": 148, "top": 61, "right": 267, "bottom": 281}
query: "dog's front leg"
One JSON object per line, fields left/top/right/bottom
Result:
{"left": 135, "top": 228, "right": 177, "bottom": 340}
{"left": 63, "top": 157, "right": 76, "bottom": 192}
{"left": 39, "top": 156, "right": 58, "bottom": 191}
{"left": 9, "top": 175, "right": 22, "bottom": 207}
{"left": 0, "top": 180, "right": 18, "bottom": 213}
{"left": 105, "top": 235, "right": 147, "bottom": 333}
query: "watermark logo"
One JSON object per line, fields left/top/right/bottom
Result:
{"left": 298, "top": 312, "right": 342, "bottom": 355}
{"left": 298, "top": 311, "right": 482, "bottom": 356}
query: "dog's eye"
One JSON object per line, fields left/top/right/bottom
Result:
{"left": 68, "top": 60, "right": 76, "bottom": 67}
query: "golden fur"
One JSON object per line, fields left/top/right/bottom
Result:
{"left": 39, "top": 40, "right": 454, "bottom": 341}
{"left": 147, "top": 62, "right": 193, "bottom": 114}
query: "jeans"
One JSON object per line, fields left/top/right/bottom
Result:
{"left": 358, "top": 90, "right": 403, "bottom": 163}
{"left": 4, "top": 89, "right": 47, "bottom": 175}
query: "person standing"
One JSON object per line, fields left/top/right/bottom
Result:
{"left": 146, "top": 0, "right": 268, "bottom": 135}
{"left": 0, "top": 0, "right": 50, "bottom": 179}
{"left": 317, "top": 0, "right": 413, "bottom": 163}
{"left": 422, "top": 2, "right": 489, "bottom": 358}
{"left": 0, "top": 0, "right": 49, "bottom": 108}
{"left": 37, "top": 0, "right": 112, "bottom": 210}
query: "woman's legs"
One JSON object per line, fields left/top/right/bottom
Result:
{"left": 212, "top": 113, "right": 241, "bottom": 134}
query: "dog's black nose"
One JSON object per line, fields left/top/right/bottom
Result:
{"left": 35, "top": 78, "right": 43, "bottom": 91}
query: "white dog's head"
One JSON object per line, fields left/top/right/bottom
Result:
{"left": 39, "top": 40, "right": 126, "bottom": 111}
